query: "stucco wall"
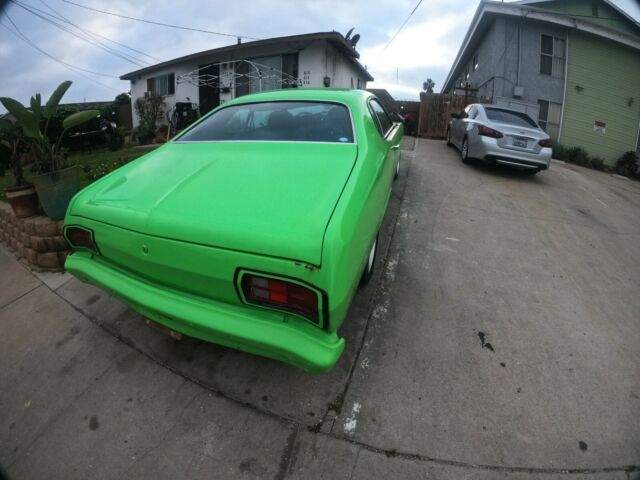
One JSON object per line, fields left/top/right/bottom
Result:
{"left": 130, "top": 62, "right": 198, "bottom": 128}
{"left": 465, "top": 17, "right": 566, "bottom": 112}
{"left": 560, "top": 31, "right": 640, "bottom": 165}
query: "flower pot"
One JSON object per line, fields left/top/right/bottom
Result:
{"left": 31, "top": 165, "right": 81, "bottom": 221}
{"left": 4, "top": 184, "right": 39, "bottom": 218}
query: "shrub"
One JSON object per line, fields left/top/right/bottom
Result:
{"left": 589, "top": 156, "right": 605, "bottom": 171}
{"left": 82, "top": 157, "right": 130, "bottom": 181}
{"left": 552, "top": 143, "right": 570, "bottom": 161}
{"left": 134, "top": 93, "right": 164, "bottom": 139}
{"left": 566, "top": 147, "right": 590, "bottom": 166}
{"left": 615, "top": 151, "right": 639, "bottom": 179}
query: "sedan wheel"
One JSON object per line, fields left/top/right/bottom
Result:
{"left": 394, "top": 159, "right": 400, "bottom": 181}
{"left": 360, "top": 235, "right": 378, "bottom": 286}
{"left": 446, "top": 128, "right": 452, "bottom": 147}
{"left": 461, "top": 138, "right": 471, "bottom": 164}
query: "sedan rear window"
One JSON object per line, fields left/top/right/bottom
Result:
{"left": 177, "top": 101, "right": 354, "bottom": 143}
{"left": 485, "top": 108, "right": 538, "bottom": 128}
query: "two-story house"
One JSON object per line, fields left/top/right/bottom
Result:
{"left": 442, "top": 0, "right": 640, "bottom": 165}
{"left": 120, "top": 31, "right": 373, "bottom": 129}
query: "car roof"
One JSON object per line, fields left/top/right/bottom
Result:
{"left": 222, "top": 88, "right": 373, "bottom": 109}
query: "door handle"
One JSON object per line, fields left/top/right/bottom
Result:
{"left": 390, "top": 144, "right": 400, "bottom": 150}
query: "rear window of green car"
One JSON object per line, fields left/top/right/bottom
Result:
{"left": 177, "top": 101, "right": 354, "bottom": 144}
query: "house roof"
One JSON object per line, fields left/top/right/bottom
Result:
{"left": 442, "top": 0, "right": 640, "bottom": 93}
{"left": 120, "top": 31, "right": 373, "bottom": 81}
{"left": 514, "top": 0, "right": 640, "bottom": 31}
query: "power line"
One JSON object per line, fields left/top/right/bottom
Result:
{"left": 61, "top": 0, "right": 262, "bottom": 40}
{"left": 379, "top": 0, "right": 423, "bottom": 55}
{"left": 2, "top": 12, "right": 118, "bottom": 77}
{"left": 1, "top": 14, "right": 121, "bottom": 92}
{"left": 9, "top": 0, "right": 150, "bottom": 66}
{"left": 36, "top": 0, "right": 163, "bottom": 63}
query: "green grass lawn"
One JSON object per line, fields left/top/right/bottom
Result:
{"left": 0, "top": 145, "right": 157, "bottom": 200}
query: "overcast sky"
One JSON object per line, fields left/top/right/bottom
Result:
{"left": 1, "top": 0, "right": 639, "bottom": 109}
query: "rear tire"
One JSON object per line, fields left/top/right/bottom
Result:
{"left": 525, "top": 168, "right": 540, "bottom": 175}
{"left": 360, "top": 234, "right": 378, "bottom": 286}
{"left": 461, "top": 137, "right": 471, "bottom": 164}
{"left": 394, "top": 159, "right": 399, "bottom": 181}
{"left": 446, "top": 128, "right": 452, "bottom": 147}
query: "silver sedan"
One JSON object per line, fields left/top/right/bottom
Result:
{"left": 447, "top": 104, "right": 552, "bottom": 174}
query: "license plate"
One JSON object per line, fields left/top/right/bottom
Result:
{"left": 513, "top": 137, "right": 528, "bottom": 148}
{"left": 144, "top": 317, "right": 183, "bottom": 340}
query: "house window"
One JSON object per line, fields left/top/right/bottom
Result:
{"left": 472, "top": 54, "right": 478, "bottom": 71}
{"left": 538, "top": 99, "right": 562, "bottom": 140}
{"left": 540, "top": 34, "right": 565, "bottom": 78}
{"left": 357, "top": 78, "right": 364, "bottom": 89}
{"left": 147, "top": 73, "right": 175, "bottom": 96}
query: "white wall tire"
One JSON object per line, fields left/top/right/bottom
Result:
{"left": 360, "top": 235, "right": 378, "bottom": 286}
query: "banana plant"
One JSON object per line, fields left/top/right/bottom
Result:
{"left": 0, "top": 81, "right": 98, "bottom": 174}
{"left": 0, "top": 118, "right": 27, "bottom": 187}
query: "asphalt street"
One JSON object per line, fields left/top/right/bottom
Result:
{"left": 1, "top": 138, "right": 639, "bottom": 479}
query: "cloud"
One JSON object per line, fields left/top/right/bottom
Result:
{"left": 1, "top": 0, "right": 638, "bottom": 108}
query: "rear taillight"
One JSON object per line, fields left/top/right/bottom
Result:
{"left": 64, "top": 226, "right": 99, "bottom": 254}
{"left": 538, "top": 138, "right": 553, "bottom": 148}
{"left": 477, "top": 125, "right": 503, "bottom": 138}
{"left": 241, "top": 274, "right": 320, "bottom": 324}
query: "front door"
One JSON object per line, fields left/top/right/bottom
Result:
{"left": 198, "top": 63, "right": 220, "bottom": 116}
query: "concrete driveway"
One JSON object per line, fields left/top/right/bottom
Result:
{"left": 1, "top": 138, "right": 639, "bottom": 479}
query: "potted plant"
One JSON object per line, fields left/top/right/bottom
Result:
{"left": 0, "top": 118, "right": 39, "bottom": 218}
{"left": 0, "top": 81, "right": 98, "bottom": 220}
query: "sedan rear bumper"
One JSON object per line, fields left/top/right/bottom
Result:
{"left": 65, "top": 251, "right": 345, "bottom": 373}
{"left": 471, "top": 136, "right": 552, "bottom": 169}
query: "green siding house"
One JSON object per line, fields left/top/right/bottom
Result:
{"left": 442, "top": 0, "right": 640, "bottom": 166}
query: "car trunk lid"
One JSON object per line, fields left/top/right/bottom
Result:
{"left": 488, "top": 122, "right": 547, "bottom": 153}
{"left": 69, "top": 142, "right": 357, "bottom": 266}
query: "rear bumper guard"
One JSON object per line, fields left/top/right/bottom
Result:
{"left": 65, "top": 252, "right": 345, "bottom": 373}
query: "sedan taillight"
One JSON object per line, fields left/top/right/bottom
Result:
{"left": 64, "top": 226, "right": 99, "bottom": 254}
{"left": 538, "top": 138, "right": 553, "bottom": 148}
{"left": 241, "top": 274, "right": 320, "bottom": 324}
{"left": 477, "top": 125, "right": 503, "bottom": 138}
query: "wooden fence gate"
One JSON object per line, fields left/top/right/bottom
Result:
{"left": 417, "top": 93, "right": 492, "bottom": 139}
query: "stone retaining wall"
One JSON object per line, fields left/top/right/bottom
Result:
{"left": 0, "top": 201, "right": 69, "bottom": 271}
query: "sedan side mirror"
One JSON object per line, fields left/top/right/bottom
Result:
{"left": 451, "top": 113, "right": 460, "bottom": 119}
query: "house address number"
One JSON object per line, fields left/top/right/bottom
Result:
{"left": 302, "top": 70, "right": 311, "bottom": 85}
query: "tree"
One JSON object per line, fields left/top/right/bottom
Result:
{"left": 114, "top": 92, "right": 131, "bottom": 106}
{"left": 422, "top": 78, "right": 435, "bottom": 93}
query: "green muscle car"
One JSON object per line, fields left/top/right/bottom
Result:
{"left": 63, "top": 89, "right": 403, "bottom": 373}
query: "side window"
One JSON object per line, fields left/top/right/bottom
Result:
{"left": 370, "top": 99, "right": 393, "bottom": 136}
